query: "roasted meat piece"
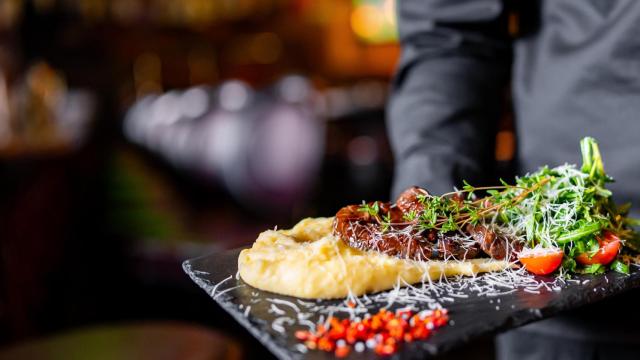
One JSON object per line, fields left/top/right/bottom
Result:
{"left": 466, "top": 224, "right": 522, "bottom": 261}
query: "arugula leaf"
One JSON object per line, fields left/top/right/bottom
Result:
{"left": 583, "top": 263, "right": 605, "bottom": 274}
{"left": 611, "top": 260, "right": 630, "bottom": 275}
{"left": 556, "top": 223, "right": 601, "bottom": 245}
{"left": 562, "top": 257, "right": 577, "bottom": 273}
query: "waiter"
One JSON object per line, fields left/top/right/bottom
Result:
{"left": 387, "top": 1, "right": 640, "bottom": 359}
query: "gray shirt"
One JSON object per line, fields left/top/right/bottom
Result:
{"left": 388, "top": 0, "right": 640, "bottom": 343}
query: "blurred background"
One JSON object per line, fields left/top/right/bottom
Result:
{"left": 0, "top": 0, "right": 513, "bottom": 358}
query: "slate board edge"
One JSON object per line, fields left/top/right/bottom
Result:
{"left": 183, "top": 250, "right": 640, "bottom": 360}
{"left": 182, "top": 256, "right": 298, "bottom": 360}
{"left": 412, "top": 271, "right": 640, "bottom": 358}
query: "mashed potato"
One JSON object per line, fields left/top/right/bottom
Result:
{"left": 238, "top": 217, "right": 510, "bottom": 299}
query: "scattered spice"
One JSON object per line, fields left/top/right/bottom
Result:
{"left": 295, "top": 308, "right": 449, "bottom": 357}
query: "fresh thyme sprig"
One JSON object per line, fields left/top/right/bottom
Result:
{"left": 412, "top": 177, "right": 550, "bottom": 233}
{"left": 358, "top": 201, "right": 380, "bottom": 217}
{"left": 356, "top": 178, "right": 551, "bottom": 234}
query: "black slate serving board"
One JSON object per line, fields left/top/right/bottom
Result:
{"left": 183, "top": 249, "right": 640, "bottom": 359}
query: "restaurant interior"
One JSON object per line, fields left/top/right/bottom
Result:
{"left": 0, "top": 0, "right": 517, "bottom": 358}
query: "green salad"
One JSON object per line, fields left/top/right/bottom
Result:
{"left": 483, "top": 137, "right": 639, "bottom": 274}
{"left": 394, "top": 137, "right": 639, "bottom": 275}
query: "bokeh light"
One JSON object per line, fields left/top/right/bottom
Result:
{"left": 350, "top": 0, "right": 397, "bottom": 44}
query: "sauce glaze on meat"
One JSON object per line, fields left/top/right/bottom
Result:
{"left": 333, "top": 186, "right": 521, "bottom": 261}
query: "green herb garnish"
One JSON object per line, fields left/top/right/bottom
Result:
{"left": 611, "top": 260, "right": 630, "bottom": 275}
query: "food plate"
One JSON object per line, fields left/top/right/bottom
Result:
{"left": 183, "top": 248, "right": 640, "bottom": 359}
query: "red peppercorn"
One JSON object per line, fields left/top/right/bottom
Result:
{"left": 384, "top": 337, "right": 397, "bottom": 345}
{"left": 411, "top": 326, "right": 430, "bottom": 340}
{"left": 355, "top": 323, "right": 367, "bottom": 340}
{"left": 295, "top": 330, "right": 311, "bottom": 341}
{"left": 296, "top": 307, "right": 450, "bottom": 357}
{"left": 317, "top": 337, "right": 335, "bottom": 352}
{"left": 370, "top": 316, "right": 383, "bottom": 331}
{"left": 389, "top": 326, "right": 404, "bottom": 341}
{"left": 335, "top": 345, "right": 351, "bottom": 358}
{"left": 375, "top": 342, "right": 397, "bottom": 356}
{"left": 316, "top": 324, "right": 327, "bottom": 336}
{"left": 345, "top": 327, "right": 358, "bottom": 344}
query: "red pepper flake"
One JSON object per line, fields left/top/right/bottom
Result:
{"left": 335, "top": 345, "right": 351, "bottom": 358}
{"left": 403, "top": 333, "right": 414, "bottom": 343}
{"left": 295, "top": 330, "right": 311, "bottom": 341}
{"left": 317, "top": 337, "right": 335, "bottom": 352}
{"left": 316, "top": 324, "right": 327, "bottom": 335}
{"left": 295, "top": 308, "right": 449, "bottom": 357}
{"left": 375, "top": 342, "right": 397, "bottom": 356}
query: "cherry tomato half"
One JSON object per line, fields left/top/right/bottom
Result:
{"left": 576, "top": 231, "right": 621, "bottom": 266}
{"left": 518, "top": 247, "right": 564, "bottom": 275}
